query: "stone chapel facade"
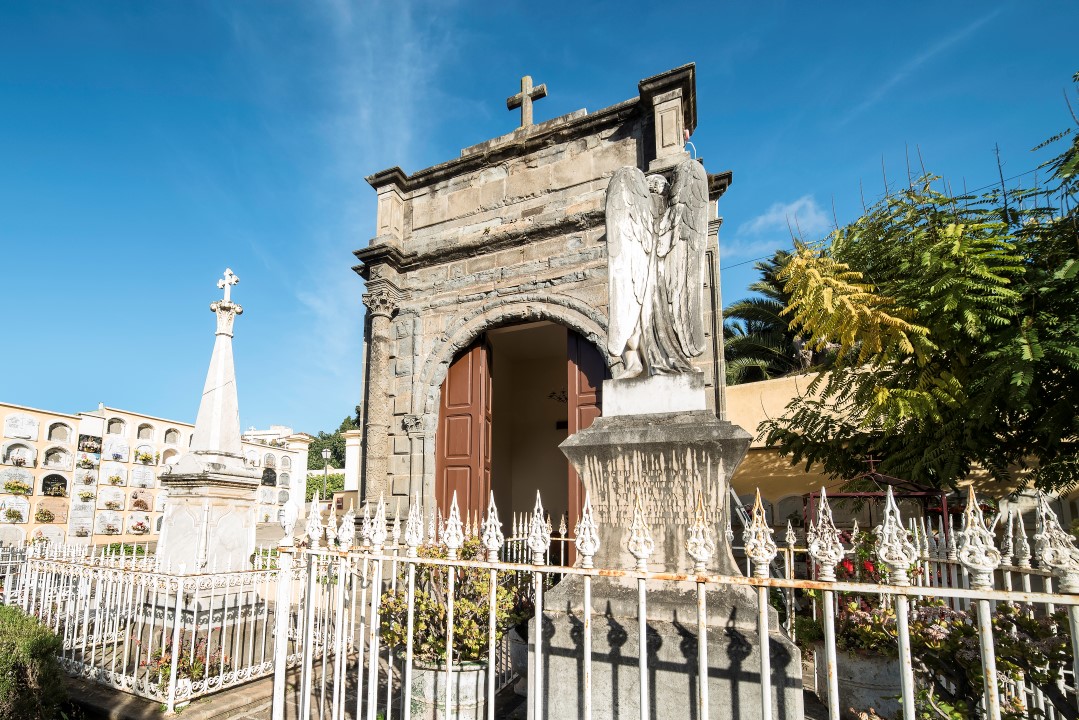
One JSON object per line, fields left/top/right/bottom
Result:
{"left": 354, "top": 64, "right": 731, "bottom": 524}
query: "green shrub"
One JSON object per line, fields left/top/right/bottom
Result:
{"left": 0, "top": 605, "right": 66, "bottom": 720}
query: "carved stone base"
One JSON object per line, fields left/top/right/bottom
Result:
{"left": 158, "top": 465, "right": 261, "bottom": 573}
{"left": 559, "top": 409, "right": 751, "bottom": 575}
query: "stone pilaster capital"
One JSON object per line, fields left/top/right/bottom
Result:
{"left": 362, "top": 284, "right": 401, "bottom": 319}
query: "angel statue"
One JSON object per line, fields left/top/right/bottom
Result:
{"left": 605, "top": 158, "right": 708, "bottom": 378}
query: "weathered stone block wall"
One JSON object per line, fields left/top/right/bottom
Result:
{"left": 355, "top": 66, "right": 729, "bottom": 507}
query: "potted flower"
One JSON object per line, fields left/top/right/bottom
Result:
{"left": 104, "top": 500, "right": 122, "bottom": 511}
{"left": 380, "top": 539, "right": 515, "bottom": 719}
{"left": 103, "top": 523, "right": 120, "bottom": 535}
{"left": 108, "top": 475, "right": 123, "bottom": 485}
{"left": 131, "top": 521, "right": 149, "bottom": 535}
{"left": 135, "top": 451, "right": 154, "bottom": 464}
{"left": 3, "top": 508, "right": 23, "bottom": 523}
{"left": 34, "top": 508, "right": 54, "bottom": 523}
{"left": 78, "top": 491, "right": 95, "bottom": 502}
{"left": 4, "top": 479, "right": 31, "bottom": 495}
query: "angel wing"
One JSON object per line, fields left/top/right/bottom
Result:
{"left": 605, "top": 167, "right": 653, "bottom": 358}
{"left": 658, "top": 159, "right": 708, "bottom": 359}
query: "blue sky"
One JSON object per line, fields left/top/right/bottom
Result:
{"left": 1, "top": 2, "right": 1075, "bottom": 435}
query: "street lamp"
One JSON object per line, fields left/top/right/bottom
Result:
{"left": 321, "top": 447, "right": 332, "bottom": 501}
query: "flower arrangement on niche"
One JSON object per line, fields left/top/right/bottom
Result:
{"left": 135, "top": 452, "right": 154, "bottom": 464}
{"left": 132, "top": 499, "right": 150, "bottom": 511}
{"left": 3, "top": 480, "right": 31, "bottom": 495}
{"left": 103, "top": 524, "right": 120, "bottom": 535}
{"left": 43, "top": 485, "right": 67, "bottom": 498}
{"left": 34, "top": 508, "right": 54, "bottom": 523}
{"left": 11, "top": 456, "right": 27, "bottom": 467}
{"left": 108, "top": 475, "right": 123, "bottom": 485}
{"left": 74, "top": 528, "right": 90, "bottom": 538}
{"left": 104, "top": 500, "right": 122, "bottom": 511}
{"left": 80, "top": 474, "right": 95, "bottom": 485}
{"left": 78, "top": 491, "right": 95, "bottom": 502}
{"left": 77, "top": 458, "right": 95, "bottom": 469}
{"left": 131, "top": 521, "right": 149, "bottom": 535}
{"left": 3, "top": 508, "right": 23, "bottom": 523}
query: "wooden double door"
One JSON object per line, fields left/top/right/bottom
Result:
{"left": 434, "top": 327, "right": 606, "bottom": 533}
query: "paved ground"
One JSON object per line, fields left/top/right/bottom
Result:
{"left": 76, "top": 664, "right": 828, "bottom": 720}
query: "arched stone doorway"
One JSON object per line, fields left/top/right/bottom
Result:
{"left": 434, "top": 321, "right": 608, "bottom": 542}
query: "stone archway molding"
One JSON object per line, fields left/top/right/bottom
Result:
{"left": 414, "top": 292, "right": 612, "bottom": 417}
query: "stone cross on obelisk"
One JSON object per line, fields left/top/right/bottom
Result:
{"left": 217, "top": 267, "right": 238, "bottom": 302}
{"left": 506, "top": 75, "right": 547, "bottom": 128}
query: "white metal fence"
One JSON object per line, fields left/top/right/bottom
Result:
{"left": 4, "top": 484, "right": 1079, "bottom": 720}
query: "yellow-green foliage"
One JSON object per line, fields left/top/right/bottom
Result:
{"left": 379, "top": 539, "right": 518, "bottom": 664}
{"left": 0, "top": 605, "right": 66, "bottom": 720}
{"left": 763, "top": 119, "right": 1079, "bottom": 491}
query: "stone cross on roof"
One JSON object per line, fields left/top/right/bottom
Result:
{"left": 217, "top": 267, "right": 239, "bottom": 303}
{"left": 506, "top": 75, "right": 547, "bottom": 129}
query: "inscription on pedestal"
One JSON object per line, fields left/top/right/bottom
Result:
{"left": 581, "top": 447, "right": 727, "bottom": 527}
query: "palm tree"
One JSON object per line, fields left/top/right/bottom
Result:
{"left": 723, "top": 250, "right": 810, "bottom": 384}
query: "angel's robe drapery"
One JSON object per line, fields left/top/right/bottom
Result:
{"left": 605, "top": 158, "right": 708, "bottom": 377}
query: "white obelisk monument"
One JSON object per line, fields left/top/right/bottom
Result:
{"left": 158, "top": 268, "right": 262, "bottom": 572}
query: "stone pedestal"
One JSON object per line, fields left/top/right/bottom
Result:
{"left": 560, "top": 406, "right": 749, "bottom": 574}
{"left": 550, "top": 392, "right": 803, "bottom": 719}
{"left": 157, "top": 456, "right": 261, "bottom": 573}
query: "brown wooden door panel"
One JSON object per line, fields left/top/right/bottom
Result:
{"left": 435, "top": 340, "right": 492, "bottom": 520}
{"left": 567, "top": 329, "right": 607, "bottom": 564}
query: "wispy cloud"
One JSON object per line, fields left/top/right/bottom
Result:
{"left": 723, "top": 195, "right": 829, "bottom": 260}
{"left": 841, "top": 9, "right": 1002, "bottom": 124}
{"left": 219, "top": 3, "right": 455, "bottom": 430}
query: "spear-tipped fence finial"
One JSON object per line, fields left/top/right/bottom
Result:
{"left": 443, "top": 492, "right": 465, "bottom": 560}
{"left": 1035, "top": 492, "right": 1079, "bottom": 592}
{"left": 527, "top": 491, "right": 549, "bottom": 566}
{"left": 1000, "top": 509, "right": 1015, "bottom": 565}
{"left": 957, "top": 486, "right": 1001, "bottom": 590}
{"left": 807, "top": 488, "right": 845, "bottom": 582}
{"left": 686, "top": 491, "right": 716, "bottom": 573}
{"left": 360, "top": 503, "right": 372, "bottom": 548}
{"left": 338, "top": 502, "right": 356, "bottom": 552}
{"left": 404, "top": 493, "right": 423, "bottom": 557}
{"left": 743, "top": 489, "right": 776, "bottom": 579}
{"left": 481, "top": 491, "right": 505, "bottom": 562}
{"left": 575, "top": 492, "right": 600, "bottom": 569}
{"left": 370, "top": 495, "right": 388, "bottom": 551}
{"left": 392, "top": 499, "right": 402, "bottom": 546}
{"left": 1014, "top": 510, "right": 1032, "bottom": 568}
{"left": 875, "top": 486, "right": 917, "bottom": 586}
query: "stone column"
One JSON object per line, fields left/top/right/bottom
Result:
{"left": 361, "top": 283, "right": 399, "bottom": 502}
{"left": 402, "top": 414, "right": 425, "bottom": 500}
{"left": 343, "top": 429, "right": 363, "bottom": 492}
